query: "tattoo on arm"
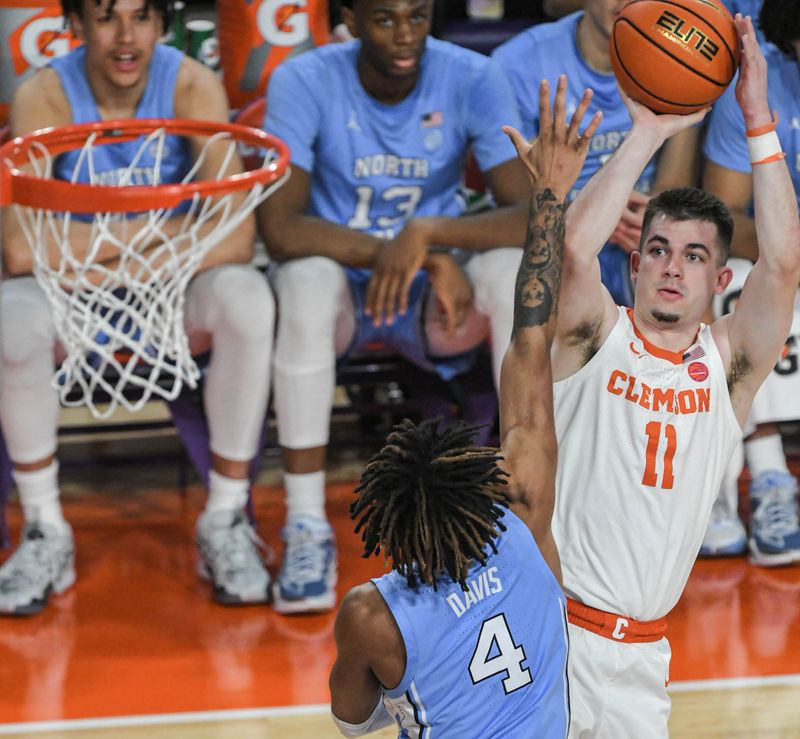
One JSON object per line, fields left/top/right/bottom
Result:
{"left": 511, "top": 188, "right": 567, "bottom": 339}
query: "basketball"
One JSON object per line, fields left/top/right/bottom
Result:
{"left": 610, "top": 0, "right": 740, "bottom": 115}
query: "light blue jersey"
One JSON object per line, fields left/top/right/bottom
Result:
{"left": 265, "top": 38, "right": 521, "bottom": 378}
{"left": 372, "top": 509, "right": 570, "bottom": 739}
{"left": 492, "top": 13, "right": 657, "bottom": 196}
{"left": 722, "top": 0, "right": 762, "bottom": 16}
{"left": 266, "top": 38, "right": 520, "bottom": 237}
{"left": 493, "top": 12, "right": 658, "bottom": 306}
{"left": 49, "top": 44, "right": 192, "bottom": 189}
{"left": 704, "top": 43, "right": 800, "bottom": 213}
{"left": 721, "top": 0, "right": 766, "bottom": 44}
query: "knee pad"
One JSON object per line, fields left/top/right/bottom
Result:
{"left": 467, "top": 248, "right": 522, "bottom": 316}
{"left": 187, "top": 265, "right": 275, "bottom": 342}
{"left": 0, "top": 278, "right": 56, "bottom": 370}
{"left": 274, "top": 257, "right": 348, "bottom": 369}
{"left": 273, "top": 257, "right": 348, "bottom": 448}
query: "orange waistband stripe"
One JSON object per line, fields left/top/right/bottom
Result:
{"left": 566, "top": 598, "right": 667, "bottom": 644}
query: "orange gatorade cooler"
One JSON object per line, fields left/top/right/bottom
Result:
{"left": 217, "top": 0, "right": 330, "bottom": 111}
{"left": 0, "top": 0, "right": 77, "bottom": 125}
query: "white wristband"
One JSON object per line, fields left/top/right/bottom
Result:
{"left": 747, "top": 130, "right": 782, "bottom": 165}
{"left": 331, "top": 699, "right": 394, "bottom": 737}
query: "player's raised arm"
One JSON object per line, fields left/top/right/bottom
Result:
{"left": 556, "top": 88, "right": 709, "bottom": 360}
{"left": 716, "top": 14, "right": 800, "bottom": 423}
{"left": 499, "top": 75, "right": 599, "bottom": 578}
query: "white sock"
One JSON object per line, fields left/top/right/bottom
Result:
{"left": 13, "top": 461, "right": 67, "bottom": 531}
{"left": 284, "top": 471, "right": 326, "bottom": 523}
{"left": 745, "top": 434, "right": 789, "bottom": 479}
{"left": 204, "top": 470, "right": 249, "bottom": 515}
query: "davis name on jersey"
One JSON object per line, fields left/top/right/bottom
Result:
{"left": 372, "top": 510, "right": 569, "bottom": 738}
{"left": 446, "top": 566, "right": 503, "bottom": 618}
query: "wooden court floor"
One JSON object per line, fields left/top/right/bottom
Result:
{"left": 0, "top": 476, "right": 798, "bottom": 738}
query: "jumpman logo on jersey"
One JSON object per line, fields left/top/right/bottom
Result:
{"left": 346, "top": 110, "right": 361, "bottom": 132}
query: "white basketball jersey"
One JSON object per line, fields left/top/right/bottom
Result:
{"left": 553, "top": 307, "right": 741, "bottom": 621}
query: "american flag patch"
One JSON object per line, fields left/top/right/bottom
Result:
{"left": 683, "top": 345, "right": 706, "bottom": 362}
{"left": 421, "top": 111, "right": 443, "bottom": 128}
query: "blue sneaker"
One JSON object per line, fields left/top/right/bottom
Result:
{"left": 749, "top": 471, "right": 800, "bottom": 567}
{"left": 699, "top": 494, "right": 747, "bottom": 558}
{"left": 273, "top": 516, "right": 337, "bottom": 614}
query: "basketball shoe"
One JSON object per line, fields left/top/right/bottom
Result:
{"left": 699, "top": 494, "right": 746, "bottom": 557}
{"left": 748, "top": 470, "right": 800, "bottom": 567}
{"left": 273, "top": 516, "right": 337, "bottom": 614}
{"left": 196, "top": 509, "right": 270, "bottom": 605}
{"left": 0, "top": 521, "right": 75, "bottom": 616}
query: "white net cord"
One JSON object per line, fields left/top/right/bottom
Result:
{"left": 12, "top": 127, "right": 288, "bottom": 419}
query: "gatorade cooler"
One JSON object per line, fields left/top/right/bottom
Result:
{"left": 217, "top": 0, "right": 330, "bottom": 111}
{"left": 0, "top": 0, "right": 77, "bottom": 125}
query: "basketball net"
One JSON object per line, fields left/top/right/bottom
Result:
{"left": 3, "top": 121, "right": 289, "bottom": 419}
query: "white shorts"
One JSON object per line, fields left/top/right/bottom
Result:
{"left": 713, "top": 258, "right": 800, "bottom": 429}
{"left": 567, "top": 624, "right": 671, "bottom": 739}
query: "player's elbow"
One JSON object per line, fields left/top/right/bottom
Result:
{"left": 3, "top": 246, "right": 34, "bottom": 277}
{"left": 764, "top": 227, "right": 800, "bottom": 280}
{"left": 227, "top": 221, "right": 256, "bottom": 263}
{"left": 261, "top": 225, "right": 300, "bottom": 263}
{"left": 257, "top": 210, "right": 295, "bottom": 263}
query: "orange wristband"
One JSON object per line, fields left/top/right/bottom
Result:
{"left": 752, "top": 151, "right": 786, "bottom": 165}
{"left": 746, "top": 111, "right": 779, "bottom": 138}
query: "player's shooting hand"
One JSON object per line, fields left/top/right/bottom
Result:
{"left": 610, "top": 190, "right": 649, "bottom": 253}
{"left": 426, "top": 252, "right": 473, "bottom": 337}
{"left": 503, "top": 75, "right": 602, "bottom": 197}
{"left": 620, "top": 86, "right": 709, "bottom": 141}
{"left": 365, "top": 221, "right": 430, "bottom": 326}
{"left": 733, "top": 14, "right": 770, "bottom": 127}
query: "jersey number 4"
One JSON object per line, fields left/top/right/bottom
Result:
{"left": 643, "top": 421, "right": 677, "bottom": 490}
{"left": 469, "top": 614, "right": 532, "bottom": 694}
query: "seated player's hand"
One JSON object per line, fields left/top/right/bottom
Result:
{"left": 426, "top": 252, "right": 474, "bottom": 337}
{"left": 609, "top": 190, "right": 649, "bottom": 253}
{"left": 502, "top": 74, "right": 602, "bottom": 199}
{"left": 366, "top": 221, "right": 430, "bottom": 327}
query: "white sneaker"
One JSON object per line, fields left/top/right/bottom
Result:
{"left": 699, "top": 495, "right": 746, "bottom": 558}
{"left": 749, "top": 471, "right": 800, "bottom": 567}
{"left": 0, "top": 522, "right": 75, "bottom": 616}
{"left": 273, "top": 516, "right": 337, "bottom": 615}
{"left": 196, "top": 509, "right": 270, "bottom": 605}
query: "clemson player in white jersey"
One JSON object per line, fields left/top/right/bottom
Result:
{"left": 504, "top": 15, "right": 800, "bottom": 737}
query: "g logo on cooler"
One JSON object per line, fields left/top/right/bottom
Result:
{"left": 256, "top": 0, "right": 309, "bottom": 46}
{"left": 10, "top": 10, "right": 74, "bottom": 76}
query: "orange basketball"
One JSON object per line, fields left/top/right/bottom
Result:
{"left": 610, "top": 0, "right": 740, "bottom": 115}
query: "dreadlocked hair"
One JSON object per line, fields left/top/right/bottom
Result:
{"left": 351, "top": 418, "right": 510, "bottom": 592}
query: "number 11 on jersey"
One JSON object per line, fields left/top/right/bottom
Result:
{"left": 643, "top": 421, "right": 677, "bottom": 490}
